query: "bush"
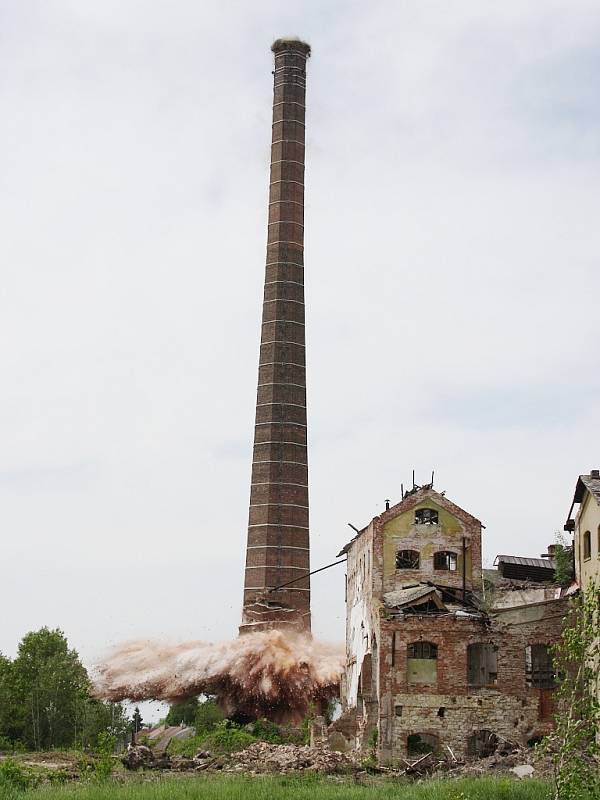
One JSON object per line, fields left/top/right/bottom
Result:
{"left": 169, "top": 721, "right": 257, "bottom": 757}
{"left": 0, "top": 758, "right": 39, "bottom": 791}
{"left": 244, "top": 718, "right": 283, "bottom": 743}
{"left": 195, "top": 699, "right": 224, "bottom": 735}
{"left": 93, "top": 732, "right": 116, "bottom": 781}
{"left": 166, "top": 698, "right": 199, "bottom": 727}
{"left": 201, "top": 722, "right": 257, "bottom": 754}
{"left": 0, "top": 736, "right": 25, "bottom": 754}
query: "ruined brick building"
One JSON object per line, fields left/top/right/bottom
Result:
{"left": 234, "top": 40, "right": 570, "bottom": 761}
{"left": 332, "top": 484, "right": 568, "bottom": 763}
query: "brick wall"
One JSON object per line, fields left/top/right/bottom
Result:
{"left": 240, "top": 39, "right": 312, "bottom": 633}
{"left": 376, "top": 599, "right": 568, "bottom": 763}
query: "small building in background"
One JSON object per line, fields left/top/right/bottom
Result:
{"left": 564, "top": 470, "right": 600, "bottom": 590}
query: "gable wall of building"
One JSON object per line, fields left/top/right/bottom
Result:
{"left": 380, "top": 494, "right": 482, "bottom": 595}
{"left": 575, "top": 491, "right": 600, "bottom": 588}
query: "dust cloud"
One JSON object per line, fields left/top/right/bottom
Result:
{"left": 94, "top": 629, "right": 344, "bottom": 722}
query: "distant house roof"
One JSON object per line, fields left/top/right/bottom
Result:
{"left": 494, "top": 554, "right": 556, "bottom": 582}
{"left": 565, "top": 472, "right": 600, "bottom": 531}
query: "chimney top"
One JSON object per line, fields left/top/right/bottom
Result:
{"left": 272, "top": 38, "right": 311, "bottom": 56}
{"left": 590, "top": 469, "right": 600, "bottom": 479}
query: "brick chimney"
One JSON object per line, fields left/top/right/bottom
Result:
{"left": 240, "top": 39, "right": 312, "bottom": 634}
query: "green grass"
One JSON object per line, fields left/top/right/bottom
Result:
{"left": 0, "top": 774, "right": 552, "bottom": 800}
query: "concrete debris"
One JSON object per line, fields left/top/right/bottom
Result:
{"left": 220, "top": 742, "right": 357, "bottom": 774}
{"left": 122, "top": 739, "right": 549, "bottom": 780}
{"left": 511, "top": 764, "right": 535, "bottom": 779}
{"left": 123, "top": 742, "right": 357, "bottom": 774}
{"left": 122, "top": 745, "right": 156, "bottom": 770}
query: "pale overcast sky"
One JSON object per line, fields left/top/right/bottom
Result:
{"left": 1, "top": 1, "right": 599, "bottom": 686}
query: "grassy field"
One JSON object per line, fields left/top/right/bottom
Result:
{"left": 0, "top": 774, "right": 552, "bottom": 800}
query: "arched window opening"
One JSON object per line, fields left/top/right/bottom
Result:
{"left": 467, "top": 643, "right": 498, "bottom": 687}
{"left": 467, "top": 730, "right": 498, "bottom": 758}
{"left": 396, "top": 550, "right": 420, "bottom": 570}
{"left": 583, "top": 530, "right": 592, "bottom": 560}
{"left": 415, "top": 508, "right": 438, "bottom": 525}
{"left": 434, "top": 551, "right": 457, "bottom": 571}
{"left": 526, "top": 644, "right": 555, "bottom": 689}
{"left": 407, "top": 733, "right": 439, "bottom": 756}
{"left": 407, "top": 641, "right": 438, "bottom": 684}
{"left": 358, "top": 653, "right": 373, "bottom": 700}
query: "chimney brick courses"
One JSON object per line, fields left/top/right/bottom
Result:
{"left": 240, "top": 39, "right": 312, "bottom": 634}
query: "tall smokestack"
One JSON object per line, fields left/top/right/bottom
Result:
{"left": 240, "top": 39, "right": 312, "bottom": 634}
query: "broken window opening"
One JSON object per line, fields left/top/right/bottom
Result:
{"left": 584, "top": 530, "right": 591, "bottom": 560}
{"left": 394, "top": 705, "right": 403, "bottom": 717}
{"left": 526, "top": 644, "right": 555, "bottom": 689}
{"left": 408, "top": 642, "right": 437, "bottom": 659}
{"left": 434, "top": 551, "right": 457, "bottom": 571}
{"left": 407, "top": 641, "right": 438, "bottom": 684}
{"left": 396, "top": 549, "right": 420, "bottom": 570}
{"left": 407, "top": 733, "right": 439, "bottom": 756}
{"left": 358, "top": 653, "right": 373, "bottom": 699}
{"left": 437, "top": 707, "right": 445, "bottom": 718}
{"left": 415, "top": 508, "right": 438, "bottom": 525}
{"left": 402, "top": 599, "right": 442, "bottom": 614}
{"left": 467, "top": 643, "right": 498, "bottom": 687}
{"left": 467, "top": 730, "right": 498, "bottom": 758}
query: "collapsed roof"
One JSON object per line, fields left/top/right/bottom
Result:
{"left": 383, "top": 582, "right": 483, "bottom": 618}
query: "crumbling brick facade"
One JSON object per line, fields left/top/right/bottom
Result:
{"left": 337, "top": 485, "right": 568, "bottom": 764}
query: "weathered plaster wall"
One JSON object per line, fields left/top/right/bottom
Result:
{"left": 575, "top": 490, "right": 600, "bottom": 588}
{"left": 491, "top": 587, "right": 558, "bottom": 609}
{"left": 377, "top": 489, "right": 482, "bottom": 595}
{"left": 344, "top": 522, "right": 377, "bottom": 708}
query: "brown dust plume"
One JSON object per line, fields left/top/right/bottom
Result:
{"left": 94, "top": 630, "right": 344, "bottom": 722}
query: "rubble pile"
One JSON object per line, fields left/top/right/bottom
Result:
{"left": 221, "top": 742, "right": 357, "bottom": 774}
{"left": 122, "top": 739, "right": 551, "bottom": 780}
{"left": 122, "top": 742, "right": 357, "bottom": 774}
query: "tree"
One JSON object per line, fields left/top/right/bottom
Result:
{"left": 545, "top": 582, "right": 600, "bottom": 800}
{"left": 0, "top": 653, "right": 19, "bottom": 746}
{"left": 554, "top": 532, "right": 575, "bottom": 587}
{"left": 0, "top": 629, "right": 129, "bottom": 752}
{"left": 194, "top": 698, "right": 224, "bottom": 734}
{"left": 166, "top": 698, "right": 198, "bottom": 727}
{"left": 9, "top": 628, "right": 90, "bottom": 749}
{"left": 131, "top": 707, "right": 143, "bottom": 734}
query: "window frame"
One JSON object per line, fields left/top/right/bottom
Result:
{"left": 433, "top": 550, "right": 458, "bottom": 571}
{"left": 526, "top": 643, "right": 555, "bottom": 689}
{"left": 467, "top": 642, "right": 498, "bottom": 687}
{"left": 583, "top": 530, "right": 591, "bottom": 560}
{"left": 407, "top": 641, "right": 438, "bottom": 660}
{"left": 396, "top": 549, "right": 420, "bottom": 570}
{"left": 415, "top": 508, "right": 439, "bottom": 526}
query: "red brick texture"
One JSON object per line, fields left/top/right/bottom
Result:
{"left": 376, "top": 600, "right": 568, "bottom": 763}
{"left": 338, "top": 488, "right": 568, "bottom": 763}
{"left": 240, "top": 40, "right": 312, "bottom": 634}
